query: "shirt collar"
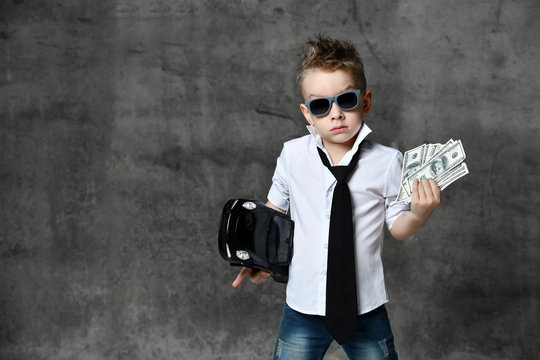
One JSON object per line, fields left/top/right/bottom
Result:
{"left": 307, "top": 123, "right": 373, "bottom": 165}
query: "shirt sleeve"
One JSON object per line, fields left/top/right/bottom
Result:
{"left": 384, "top": 151, "right": 410, "bottom": 230}
{"left": 267, "top": 144, "right": 290, "bottom": 212}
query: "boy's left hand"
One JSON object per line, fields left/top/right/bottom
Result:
{"left": 410, "top": 178, "right": 441, "bottom": 224}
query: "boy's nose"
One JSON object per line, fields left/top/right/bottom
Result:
{"left": 329, "top": 101, "right": 344, "bottom": 120}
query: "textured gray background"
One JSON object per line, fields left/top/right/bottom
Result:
{"left": 1, "top": 0, "right": 539, "bottom": 359}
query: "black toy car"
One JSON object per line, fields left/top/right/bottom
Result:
{"left": 218, "top": 199, "right": 294, "bottom": 283}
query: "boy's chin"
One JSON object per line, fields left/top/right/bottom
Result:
{"left": 322, "top": 136, "right": 357, "bottom": 146}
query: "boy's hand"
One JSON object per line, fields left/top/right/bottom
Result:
{"left": 410, "top": 178, "right": 442, "bottom": 224}
{"left": 390, "top": 178, "right": 442, "bottom": 240}
{"left": 232, "top": 267, "right": 271, "bottom": 287}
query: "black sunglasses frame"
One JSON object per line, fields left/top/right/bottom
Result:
{"left": 305, "top": 89, "right": 364, "bottom": 117}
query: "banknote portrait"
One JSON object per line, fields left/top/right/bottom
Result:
{"left": 430, "top": 156, "right": 448, "bottom": 176}
{"left": 404, "top": 162, "right": 422, "bottom": 178}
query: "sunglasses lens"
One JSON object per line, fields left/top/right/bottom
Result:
{"left": 337, "top": 92, "right": 359, "bottom": 110}
{"left": 309, "top": 98, "right": 331, "bottom": 116}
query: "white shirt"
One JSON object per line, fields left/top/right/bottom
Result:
{"left": 267, "top": 123, "right": 410, "bottom": 316}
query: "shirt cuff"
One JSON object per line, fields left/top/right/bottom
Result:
{"left": 267, "top": 186, "right": 289, "bottom": 212}
{"left": 386, "top": 202, "right": 410, "bottom": 230}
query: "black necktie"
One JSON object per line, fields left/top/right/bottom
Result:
{"left": 317, "top": 145, "right": 362, "bottom": 345}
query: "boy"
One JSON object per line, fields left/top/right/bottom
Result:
{"left": 232, "top": 35, "right": 441, "bottom": 359}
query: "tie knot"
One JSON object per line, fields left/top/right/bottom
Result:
{"left": 330, "top": 166, "right": 351, "bottom": 182}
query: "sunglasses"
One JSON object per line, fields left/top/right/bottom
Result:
{"left": 305, "top": 89, "right": 364, "bottom": 117}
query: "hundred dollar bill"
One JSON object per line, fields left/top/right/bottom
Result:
{"left": 397, "top": 179, "right": 410, "bottom": 202}
{"left": 438, "top": 162, "right": 469, "bottom": 191}
{"left": 395, "top": 139, "right": 468, "bottom": 204}
{"left": 397, "top": 162, "right": 469, "bottom": 203}
{"left": 405, "top": 140, "right": 466, "bottom": 191}
{"left": 402, "top": 144, "right": 426, "bottom": 178}
{"left": 424, "top": 139, "right": 454, "bottom": 164}
{"left": 401, "top": 139, "right": 455, "bottom": 196}
{"left": 424, "top": 143, "right": 442, "bottom": 163}
{"left": 396, "top": 144, "right": 426, "bottom": 202}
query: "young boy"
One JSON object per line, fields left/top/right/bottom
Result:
{"left": 232, "top": 35, "right": 441, "bottom": 359}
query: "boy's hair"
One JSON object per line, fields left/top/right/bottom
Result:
{"left": 297, "top": 35, "right": 366, "bottom": 95}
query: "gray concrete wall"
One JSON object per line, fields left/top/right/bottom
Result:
{"left": 1, "top": 0, "right": 539, "bottom": 359}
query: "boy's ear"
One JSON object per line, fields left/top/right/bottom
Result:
{"left": 300, "top": 104, "right": 314, "bottom": 126}
{"left": 362, "top": 89, "right": 373, "bottom": 114}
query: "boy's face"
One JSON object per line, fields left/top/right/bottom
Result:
{"left": 300, "top": 69, "right": 372, "bottom": 150}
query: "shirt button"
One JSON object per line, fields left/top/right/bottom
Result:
{"left": 323, "top": 243, "right": 328, "bottom": 249}
{"left": 321, "top": 270, "right": 327, "bottom": 276}
{"left": 325, "top": 214, "right": 330, "bottom": 219}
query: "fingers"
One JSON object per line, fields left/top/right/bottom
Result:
{"left": 232, "top": 267, "right": 271, "bottom": 287}
{"left": 427, "top": 178, "right": 442, "bottom": 203}
{"left": 232, "top": 267, "right": 250, "bottom": 288}
{"left": 249, "top": 270, "right": 271, "bottom": 284}
{"left": 412, "top": 178, "right": 419, "bottom": 203}
{"left": 417, "top": 178, "right": 427, "bottom": 200}
{"left": 414, "top": 178, "right": 441, "bottom": 206}
{"left": 410, "top": 178, "right": 442, "bottom": 224}
{"left": 420, "top": 179, "right": 441, "bottom": 203}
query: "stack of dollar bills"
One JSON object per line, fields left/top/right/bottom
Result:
{"left": 396, "top": 139, "right": 469, "bottom": 203}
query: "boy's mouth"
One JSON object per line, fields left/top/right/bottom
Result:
{"left": 330, "top": 126, "right": 348, "bottom": 134}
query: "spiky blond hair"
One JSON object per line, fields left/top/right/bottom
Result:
{"left": 297, "top": 35, "right": 366, "bottom": 95}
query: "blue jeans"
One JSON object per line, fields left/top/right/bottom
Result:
{"left": 273, "top": 304, "right": 398, "bottom": 360}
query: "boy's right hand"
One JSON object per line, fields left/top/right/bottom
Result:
{"left": 232, "top": 267, "right": 271, "bottom": 287}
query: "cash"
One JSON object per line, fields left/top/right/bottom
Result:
{"left": 396, "top": 139, "right": 469, "bottom": 203}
